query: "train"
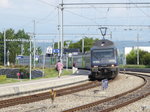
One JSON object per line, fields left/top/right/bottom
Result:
{"left": 89, "top": 39, "right": 119, "bottom": 80}
{"left": 17, "top": 39, "right": 119, "bottom": 80}
{"left": 63, "top": 39, "right": 119, "bottom": 80}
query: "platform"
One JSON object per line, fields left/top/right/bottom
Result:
{"left": 0, "top": 70, "right": 90, "bottom": 97}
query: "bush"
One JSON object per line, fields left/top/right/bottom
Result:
{"left": 19, "top": 68, "right": 29, "bottom": 79}
{"left": 126, "top": 49, "right": 150, "bottom": 65}
{"left": 0, "top": 75, "right": 6, "bottom": 81}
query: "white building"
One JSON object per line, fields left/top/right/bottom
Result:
{"left": 46, "top": 46, "right": 53, "bottom": 54}
{"left": 125, "top": 46, "right": 150, "bottom": 55}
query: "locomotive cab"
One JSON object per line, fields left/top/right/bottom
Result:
{"left": 89, "top": 39, "right": 119, "bottom": 80}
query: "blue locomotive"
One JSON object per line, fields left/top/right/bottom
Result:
{"left": 89, "top": 39, "right": 119, "bottom": 80}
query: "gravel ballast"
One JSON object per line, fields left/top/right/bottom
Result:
{"left": 0, "top": 74, "right": 146, "bottom": 112}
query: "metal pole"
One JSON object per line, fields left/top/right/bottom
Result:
{"left": 42, "top": 53, "right": 45, "bottom": 77}
{"left": 21, "top": 44, "right": 23, "bottom": 55}
{"left": 60, "top": 0, "right": 64, "bottom": 62}
{"left": 57, "top": 7, "right": 60, "bottom": 50}
{"left": 137, "top": 34, "right": 139, "bottom": 65}
{"left": 33, "top": 20, "right": 36, "bottom": 68}
{"left": 29, "top": 35, "right": 32, "bottom": 80}
{"left": 4, "top": 30, "right": 6, "bottom": 66}
{"left": 123, "top": 47, "right": 126, "bottom": 65}
{"left": 52, "top": 39, "right": 54, "bottom": 49}
{"left": 82, "top": 37, "right": 84, "bottom": 53}
{"left": 66, "top": 54, "right": 68, "bottom": 70}
{"left": 7, "top": 50, "right": 10, "bottom": 66}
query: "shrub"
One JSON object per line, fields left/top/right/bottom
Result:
{"left": 0, "top": 75, "right": 6, "bottom": 81}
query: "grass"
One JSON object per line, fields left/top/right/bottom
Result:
{"left": 34, "top": 68, "right": 72, "bottom": 79}
{"left": 0, "top": 68, "right": 72, "bottom": 84}
{"left": 119, "top": 64, "right": 150, "bottom": 68}
{"left": 0, "top": 78, "right": 21, "bottom": 84}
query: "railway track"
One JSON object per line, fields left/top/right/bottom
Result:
{"left": 63, "top": 72, "right": 150, "bottom": 112}
{"left": 0, "top": 81, "right": 101, "bottom": 109}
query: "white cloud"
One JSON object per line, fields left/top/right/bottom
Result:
{"left": 0, "top": 0, "right": 11, "bottom": 8}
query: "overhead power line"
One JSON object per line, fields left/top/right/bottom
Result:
{"left": 63, "top": 2, "right": 150, "bottom": 5}
{"left": 38, "top": 0, "right": 57, "bottom": 8}
{"left": 61, "top": 2, "right": 150, "bottom": 9}
{"left": 63, "top": 25, "right": 150, "bottom": 29}
{"left": 5, "top": 39, "right": 53, "bottom": 43}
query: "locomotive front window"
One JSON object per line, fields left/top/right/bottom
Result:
{"left": 92, "top": 49, "right": 114, "bottom": 62}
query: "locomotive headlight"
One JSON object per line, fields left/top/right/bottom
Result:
{"left": 94, "top": 66, "right": 98, "bottom": 67}
{"left": 111, "top": 64, "right": 115, "bottom": 67}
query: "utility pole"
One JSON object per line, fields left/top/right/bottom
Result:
{"left": 137, "top": 34, "right": 139, "bottom": 65}
{"left": 7, "top": 50, "right": 10, "bottom": 66}
{"left": 4, "top": 30, "right": 6, "bottom": 66}
{"left": 82, "top": 37, "right": 84, "bottom": 53}
{"left": 21, "top": 44, "right": 24, "bottom": 55}
{"left": 42, "top": 52, "right": 45, "bottom": 77}
{"left": 29, "top": 35, "right": 32, "bottom": 80}
{"left": 57, "top": 7, "right": 60, "bottom": 51}
{"left": 33, "top": 20, "right": 36, "bottom": 68}
{"left": 60, "top": 0, "right": 64, "bottom": 62}
{"left": 52, "top": 39, "right": 54, "bottom": 50}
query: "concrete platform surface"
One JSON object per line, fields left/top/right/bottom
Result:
{"left": 0, "top": 70, "right": 90, "bottom": 97}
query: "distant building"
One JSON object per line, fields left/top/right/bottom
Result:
{"left": 125, "top": 46, "right": 150, "bottom": 55}
{"left": 46, "top": 46, "right": 53, "bottom": 54}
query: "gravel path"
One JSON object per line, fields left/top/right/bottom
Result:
{"left": 0, "top": 74, "right": 145, "bottom": 112}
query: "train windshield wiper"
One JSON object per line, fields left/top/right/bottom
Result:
{"left": 93, "top": 54, "right": 99, "bottom": 60}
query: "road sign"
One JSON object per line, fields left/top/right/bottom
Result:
{"left": 52, "top": 49, "right": 60, "bottom": 53}
{"left": 16, "top": 55, "right": 23, "bottom": 59}
{"left": 64, "top": 48, "right": 80, "bottom": 53}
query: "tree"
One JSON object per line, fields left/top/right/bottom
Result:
{"left": 0, "top": 32, "right": 4, "bottom": 64}
{"left": 126, "top": 49, "right": 150, "bottom": 65}
{"left": 36, "top": 47, "right": 42, "bottom": 55}
{"left": 0, "top": 29, "right": 31, "bottom": 65}
{"left": 126, "top": 50, "right": 137, "bottom": 64}
{"left": 143, "top": 53, "right": 150, "bottom": 65}
{"left": 69, "top": 37, "right": 99, "bottom": 52}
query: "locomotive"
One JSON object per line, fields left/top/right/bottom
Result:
{"left": 89, "top": 39, "right": 119, "bottom": 80}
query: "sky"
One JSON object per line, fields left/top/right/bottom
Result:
{"left": 0, "top": 0, "right": 150, "bottom": 43}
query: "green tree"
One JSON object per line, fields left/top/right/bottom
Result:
{"left": 69, "top": 37, "right": 99, "bottom": 52}
{"left": 143, "top": 53, "right": 150, "bottom": 65}
{"left": 53, "top": 37, "right": 99, "bottom": 53}
{"left": 36, "top": 47, "right": 42, "bottom": 55}
{"left": 126, "top": 50, "right": 137, "bottom": 64}
{"left": 0, "top": 32, "right": 4, "bottom": 64}
{"left": 126, "top": 49, "right": 150, "bottom": 65}
{"left": 0, "top": 29, "right": 32, "bottom": 65}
